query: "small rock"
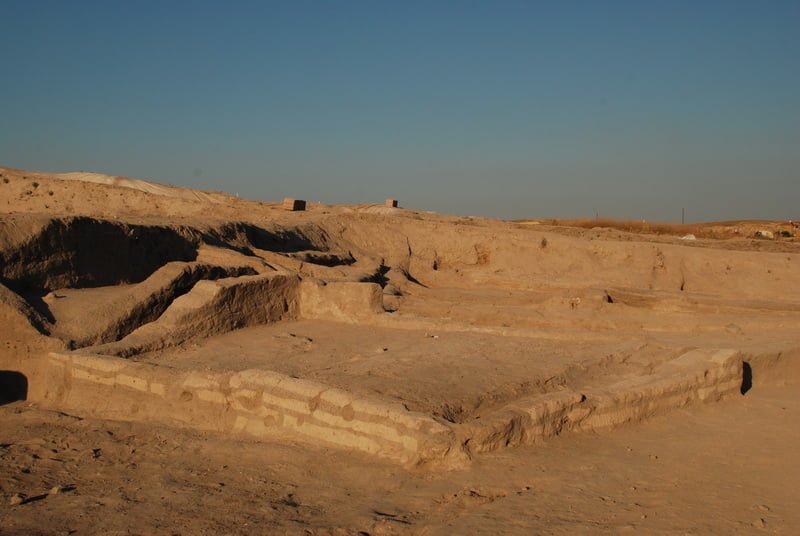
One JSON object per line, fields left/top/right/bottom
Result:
{"left": 49, "top": 485, "right": 75, "bottom": 495}
{"left": 680, "top": 234, "right": 696, "bottom": 241}
{"left": 754, "top": 230, "right": 774, "bottom": 240}
{"left": 9, "top": 493, "right": 25, "bottom": 505}
{"left": 753, "top": 518, "right": 767, "bottom": 528}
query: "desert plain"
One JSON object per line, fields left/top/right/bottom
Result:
{"left": 0, "top": 165, "right": 798, "bottom": 535}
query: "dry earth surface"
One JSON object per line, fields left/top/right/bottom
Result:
{"left": 1, "top": 165, "right": 798, "bottom": 534}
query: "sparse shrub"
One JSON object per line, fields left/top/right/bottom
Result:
{"left": 2, "top": 177, "right": 8, "bottom": 184}
{"left": 32, "top": 181, "right": 39, "bottom": 188}
{"left": 48, "top": 190, "right": 54, "bottom": 196}
{"left": 540, "top": 237, "right": 548, "bottom": 248}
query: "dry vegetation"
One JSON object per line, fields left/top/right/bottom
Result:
{"left": 517, "top": 217, "right": 797, "bottom": 240}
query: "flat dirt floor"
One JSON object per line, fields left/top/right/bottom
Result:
{"left": 138, "top": 319, "right": 655, "bottom": 420}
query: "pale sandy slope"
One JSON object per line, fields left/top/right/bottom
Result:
{"left": 1, "top": 166, "right": 237, "bottom": 204}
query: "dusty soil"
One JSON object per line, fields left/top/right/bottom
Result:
{"left": 1, "top": 372, "right": 797, "bottom": 535}
{"left": 1, "top": 165, "right": 798, "bottom": 534}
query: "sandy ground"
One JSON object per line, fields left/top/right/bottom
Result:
{"left": 1, "top": 165, "right": 798, "bottom": 534}
{"left": 1, "top": 373, "right": 797, "bottom": 535}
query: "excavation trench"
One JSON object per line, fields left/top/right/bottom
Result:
{"left": 44, "top": 263, "right": 259, "bottom": 348}
{"left": 1, "top": 213, "right": 797, "bottom": 467}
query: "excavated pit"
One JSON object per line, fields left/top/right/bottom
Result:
{"left": 2, "top": 209, "right": 798, "bottom": 467}
{"left": 42, "top": 263, "right": 260, "bottom": 347}
{"left": 0, "top": 217, "right": 199, "bottom": 292}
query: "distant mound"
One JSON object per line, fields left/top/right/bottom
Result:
{"left": 0, "top": 166, "right": 236, "bottom": 205}
{"left": 49, "top": 171, "right": 235, "bottom": 204}
{"left": 515, "top": 217, "right": 797, "bottom": 241}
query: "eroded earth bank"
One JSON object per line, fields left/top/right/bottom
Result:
{"left": 1, "top": 166, "right": 798, "bottom": 534}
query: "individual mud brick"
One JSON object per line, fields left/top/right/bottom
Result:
{"left": 282, "top": 198, "right": 306, "bottom": 211}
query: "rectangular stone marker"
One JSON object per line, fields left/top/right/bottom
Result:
{"left": 385, "top": 199, "right": 398, "bottom": 208}
{"left": 282, "top": 198, "right": 306, "bottom": 211}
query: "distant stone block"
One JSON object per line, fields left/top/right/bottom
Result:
{"left": 282, "top": 198, "right": 306, "bottom": 211}
{"left": 385, "top": 199, "right": 398, "bottom": 208}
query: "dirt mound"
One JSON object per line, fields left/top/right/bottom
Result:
{"left": 52, "top": 171, "right": 236, "bottom": 203}
{"left": 0, "top": 166, "right": 237, "bottom": 204}
{"left": 0, "top": 166, "right": 798, "bottom": 529}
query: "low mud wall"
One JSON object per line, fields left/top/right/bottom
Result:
{"left": 298, "top": 281, "right": 385, "bottom": 322}
{"left": 93, "top": 273, "right": 301, "bottom": 357}
{"left": 455, "top": 349, "right": 744, "bottom": 455}
{"left": 42, "top": 352, "right": 459, "bottom": 466}
{"left": 35, "top": 347, "right": 747, "bottom": 467}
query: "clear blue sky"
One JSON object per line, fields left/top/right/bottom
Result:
{"left": 1, "top": 1, "right": 798, "bottom": 221}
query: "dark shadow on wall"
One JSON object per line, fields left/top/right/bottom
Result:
{"left": 0, "top": 371, "right": 28, "bottom": 404}
{"left": 741, "top": 361, "right": 753, "bottom": 395}
{"left": 207, "top": 222, "right": 327, "bottom": 253}
{"left": 0, "top": 218, "right": 198, "bottom": 292}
